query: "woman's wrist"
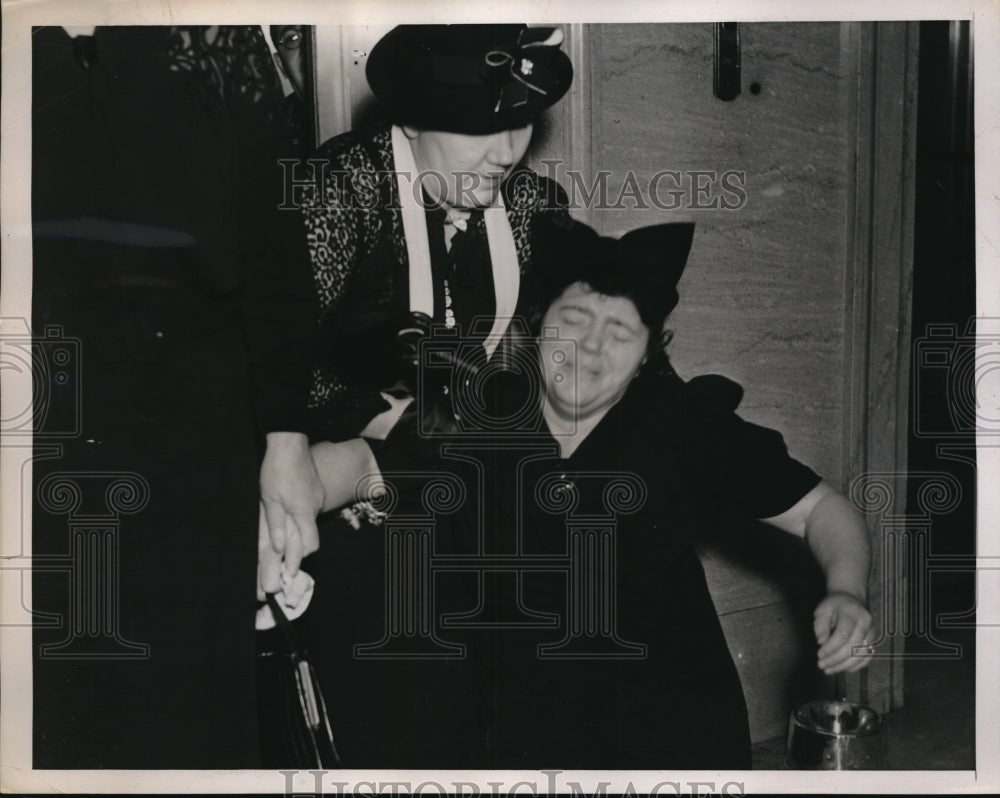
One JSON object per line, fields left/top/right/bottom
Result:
{"left": 823, "top": 577, "right": 869, "bottom": 606}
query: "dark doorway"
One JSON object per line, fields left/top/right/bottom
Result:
{"left": 907, "top": 20, "right": 976, "bottom": 610}
{"left": 902, "top": 24, "right": 976, "bottom": 769}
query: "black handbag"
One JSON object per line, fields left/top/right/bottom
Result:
{"left": 256, "top": 593, "right": 342, "bottom": 768}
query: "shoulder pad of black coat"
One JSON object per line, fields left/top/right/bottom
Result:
{"left": 684, "top": 374, "right": 745, "bottom": 414}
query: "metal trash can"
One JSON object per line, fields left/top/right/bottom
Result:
{"left": 784, "top": 699, "right": 887, "bottom": 769}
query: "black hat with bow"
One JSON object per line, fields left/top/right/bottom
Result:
{"left": 366, "top": 24, "right": 573, "bottom": 134}
{"left": 531, "top": 216, "right": 696, "bottom": 335}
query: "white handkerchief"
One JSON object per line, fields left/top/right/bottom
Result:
{"left": 255, "top": 570, "right": 315, "bottom": 630}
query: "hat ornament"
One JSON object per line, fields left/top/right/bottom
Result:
{"left": 484, "top": 27, "right": 565, "bottom": 111}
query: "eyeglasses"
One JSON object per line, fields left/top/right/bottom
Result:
{"left": 277, "top": 28, "right": 303, "bottom": 51}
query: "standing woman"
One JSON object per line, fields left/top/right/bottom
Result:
{"left": 258, "top": 26, "right": 576, "bottom": 569}
{"left": 258, "top": 25, "right": 576, "bottom": 767}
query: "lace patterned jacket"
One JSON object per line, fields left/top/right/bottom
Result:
{"left": 299, "top": 124, "right": 570, "bottom": 440}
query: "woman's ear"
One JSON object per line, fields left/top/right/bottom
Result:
{"left": 401, "top": 124, "right": 421, "bottom": 140}
{"left": 660, "top": 328, "right": 674, "bottom": 349}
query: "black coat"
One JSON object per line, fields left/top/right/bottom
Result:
{"left": 30, "top": 25, "right": 316, "bottom": 768}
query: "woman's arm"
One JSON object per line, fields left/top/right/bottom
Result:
{"left": 311, "top": 437, "right": 383, "bottom": 513}
{"left": 258, "top": 132, "right": 395, "bottom": 595}
{"left": 761, "top": 481, "right": 875, "bottom": 675}
{"left": 257, "top": 437, "right": 380, "bottom": 606}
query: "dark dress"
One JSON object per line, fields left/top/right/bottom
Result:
{"left": 365, "top": 364, "right": 820, "bottom": 769}
{"left": 479, "top": 368, "right": 820, "bottom": 769}
{"left": 30, "top": 26, "right": 315, "bottom": 768}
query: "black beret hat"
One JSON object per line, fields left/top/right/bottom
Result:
{"left": 532, "top": 216, "right": 696, "bottom": 329}
{"left": 366, "top": 24, "right": 573, "bottom": 134}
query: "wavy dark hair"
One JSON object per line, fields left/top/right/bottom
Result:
{"left": 528, "top": 215, "right": 695, "bottom": 360}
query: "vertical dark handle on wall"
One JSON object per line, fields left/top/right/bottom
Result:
{"left": 714, "top": 22, "right": 741, "bottom": 101}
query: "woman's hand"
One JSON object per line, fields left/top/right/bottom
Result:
{"left": 763, "top": 483, "right": 874, "bottom": 675}
{"left": 258, "top": 432, "right": 325, "bottom": 601}
{"left": 813, "top": 590, "right": 875, "bottom": 674}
